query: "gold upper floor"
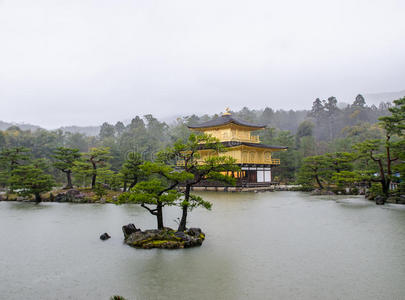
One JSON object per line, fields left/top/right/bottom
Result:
{"left": 196, "top": 124, "right": 261, "bottom": 144}
{"left": 177, "top": 146, "right": 281, "bottom": 166}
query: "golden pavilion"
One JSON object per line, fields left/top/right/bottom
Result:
{"left": 187, "top": 108, "right": 287, "bottom": 187}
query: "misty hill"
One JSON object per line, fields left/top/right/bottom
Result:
{"left": 0, "top": 121, "right": 100, "bottom": 136}
{"left": 58, "top": 126, "right": 101, "bottom": 136}
{"left": 0, "top": 121, "right": 42, "bottom": 131}
{"left": 364, "top": 89, "right": 405, "bottom": 105}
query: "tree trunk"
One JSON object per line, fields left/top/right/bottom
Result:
{"left": 381, "top": 180, "right": 390, "bottom": 198}
{"left": 376, "top": 159, "right": 389, "bottom": 198}
{"left": 123, "top": 181, "right": 127, "bottom": 192}
{"left": 34, "top": 193, "right": 41, "bottom": 203}
{"left": 129, "top": 177, "right": 138, "bottom": 189}
{"left": 65, "top": 171, "right": 73, "bottom": 189}
{"left": 384, "top": 135, "right": 392, "bottom": 198}
{"left": 156, "top": 202, "right": 164, "bottom": 230}
{"left": 91, "top": 174, "right": 96, "bottom": 189}
{"left": 315, "top": 175, "right": 324, "bottom": 189}
{"left": 91, "top": 161, "right": 97, "bottom": 189}
{"left": 178, "top": 205, "right": 188, "bottom": 232}
{"left": 178, "top": 184, "right": 191, "bottom": 232}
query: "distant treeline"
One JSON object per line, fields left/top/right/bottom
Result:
{"left": 0, "top": 95, "right": 394, "bottom": 184}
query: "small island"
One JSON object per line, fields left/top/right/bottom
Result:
{"left": 122, "top": 224, "right": 205, "bottom": 249}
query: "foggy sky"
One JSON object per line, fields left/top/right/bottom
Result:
{"left": 1, "top": 0, "right": 404, "bottom": 128}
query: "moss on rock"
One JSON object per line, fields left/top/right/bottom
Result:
{"left": 123, "top": 227, "right": 205, "bottom": 249}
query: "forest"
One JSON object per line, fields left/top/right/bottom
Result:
{"left": 0, "top": 95, "right": 404, "bottom": 205}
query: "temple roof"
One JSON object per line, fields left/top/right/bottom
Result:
{"left": 225, "top": 141, "right": 287, "bottom": 150}
{"left": 188, "top": 114, "right": 266, "bottom": 130}
{"left": 198, "top": 141, "right": 287, "bottom": 150}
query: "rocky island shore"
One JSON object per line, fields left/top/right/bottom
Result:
{"left": 122, "top": 224, "right": 205, "bottom": 249}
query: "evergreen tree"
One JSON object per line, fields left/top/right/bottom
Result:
{"left": 352, "top": 94, "right": 366, "bottom": 108}
{"left": 323, "top": 96, "right": 339, "bottom": 140}
{"left": 119, "top": 152, "right": 144, "bottom": 191}
{"left": 296, "top": 120, "right": 314, "bottom": 147}
{"left": 10, "top": 159, "right": 55, "bottom": 202}
{"left": 297, "top": 155, "right": 330, "bottom": 189}
{"left": 158, "top": 134, "right": 237, "bottom": 231}
{"left": 99, "top": 122, "right": 116, "bottom": 140}
{"left": 0, "top": 147, "right": 30, "bottom": 190}
{"left": 52, "top": 147, "right": 81, "bottom": 189}
{"left": 114, "top": 121, "right": 126, "bottom": 137}
{"left": 74, "top": 147, "right": 112, "bottom": 189}
{"left": 354, "top": 97, "right": 405, "bottom": 200}
{"left": 309, "top": 98, "right": 324, "bottom": 125}
{"left": 118, "top": 162, "right": 192, "bottom": 229}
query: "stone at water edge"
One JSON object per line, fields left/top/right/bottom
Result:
{"left": 375, "top": 195, "right": 386, "bottom": 205}
{"left": 311, "top": 189, "right": 336, "bottom": 196}
{"left": 122, "top": 223, "right": 141, "bottom": 239}
{"left": 54, "top": 189, "right": 87, "bottom": 203}
{"left": 100, "top": 233, "right": 111, "bottom": 240}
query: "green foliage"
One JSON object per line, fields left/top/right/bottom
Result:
{"left": 325, "top": 152, "right": 355, "bottom": 172}
{"left": 261, "top": 129, "right": 300, "bottom": 182}
{"left": 53, "top": 147, "right": 80, "bottom": 172}
{"left": 379, "top": 97, "right": 405, "bottom": 136}
{"left": 0, "top": 147, "right": 31, "bottom": 188}
{"left": 157, "top": 133, "right": 238, "bottom": 230}
{"left": 297, "top": 152, "right": 356, "bottom": 189}
{"left": 351, "top": 97, "right": 405, "bottom": 197}
{"left": 117, "top": 161, "right": 193, "bottom": 229}
{"left": 110, "top": 296, "right": 127, "bottom": 300}
{"left": 73, "top": 147, "right": 112, "bottom": 188}
{"left": 369, "top": 183, "right": 384, "bottom": 197}
{"left": 181, "top": 194, "right": 212, "bottom": 211}
{"left": 93, "top": 183, "right": 107, "bottom": 200}
{"left": 119, "top": 152, "right": 144, "bottom": 190}
{"left": 297, "top": 155, "right": 329, "bottom": 189}
{"left": 99, "top": 122, "right": 116, "bottom": 139}
{"left": 296, "top": 120, "right": 314, "bottom": 147}
{"left": 119, "top": 178, "right": 181, "bottom": 207}
{"left": 352, "top": 94, "right": 366, "bottom": 108}
{"left": 0, "top": 146, "right": 30, "bottom": 168}
{"left": 108, "top": 173, "right": 125, "bottom": 191}
{"left": 332, "top": 171, "right": 362, "bottom": 188}
{"left": 52, "top": 147, "right": 81, "bottom": 188}
{"left": 0, "top": 99, "right": 399, "bottom": 194}
{"left": 295, "top": 97, "right": 404, "bottom": 195}
{"left": 9, "top": 159, "right": 55, "bottom": 201}
{"left": 160, "top": 133, "right": 238, "bottom": 188}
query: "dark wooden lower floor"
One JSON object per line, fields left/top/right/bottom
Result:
{"left": 193, "top": 164, "right": 277, "bottom": 188}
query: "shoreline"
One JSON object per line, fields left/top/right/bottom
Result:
{"left": 1, "top": 188, "right": 403, "bottom": 205}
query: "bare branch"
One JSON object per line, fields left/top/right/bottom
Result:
{"left": 141, "top": 203, "right": 157, "bottom": 215}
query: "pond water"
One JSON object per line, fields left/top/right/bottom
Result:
{"left": 1, "top": 192, "right": 405, "bottom": 300}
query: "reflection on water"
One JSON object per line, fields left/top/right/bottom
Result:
{"left": 6, "top": 202, "right": 52, "bottom": 211}
{"left": 1, "top": 192, "right": 405, "bottom": 300}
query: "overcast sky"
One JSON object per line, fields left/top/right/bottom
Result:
{"left": 0, "top": 0, "right": 404, "bottom": 128}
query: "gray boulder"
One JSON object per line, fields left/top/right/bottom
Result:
{"left": 122, "top": 224, "right": 141, "bottom": 239}
{"left": 54, "top": 189, "right": 86, "bottom": 203}
{"left": 375, "top": 195, "right": 386, "bottom": 205}
{"left": 100, "top": 233, "right": 111, "bottom": 240}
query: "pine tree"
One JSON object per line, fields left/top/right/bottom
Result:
{"left": 119, "top": 152, "right": 144, "bottom": 191}
{"left": 118, "top": 162, "right": 192, "bottom": 230}
{"left": 10, "top": 159, "right": 55, "bottom": 202}
{"left": 158, "top": 133, "right": 237, "bottom": 231}
{"left": 52, "top": 147, "right": 81, "bottom": 189}
{"left": 74, "top": 147, "right": 112, "bottom": 189}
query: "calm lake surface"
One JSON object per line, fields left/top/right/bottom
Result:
{"left": 1, "top": 192, "right": 405, "bottom": 300}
